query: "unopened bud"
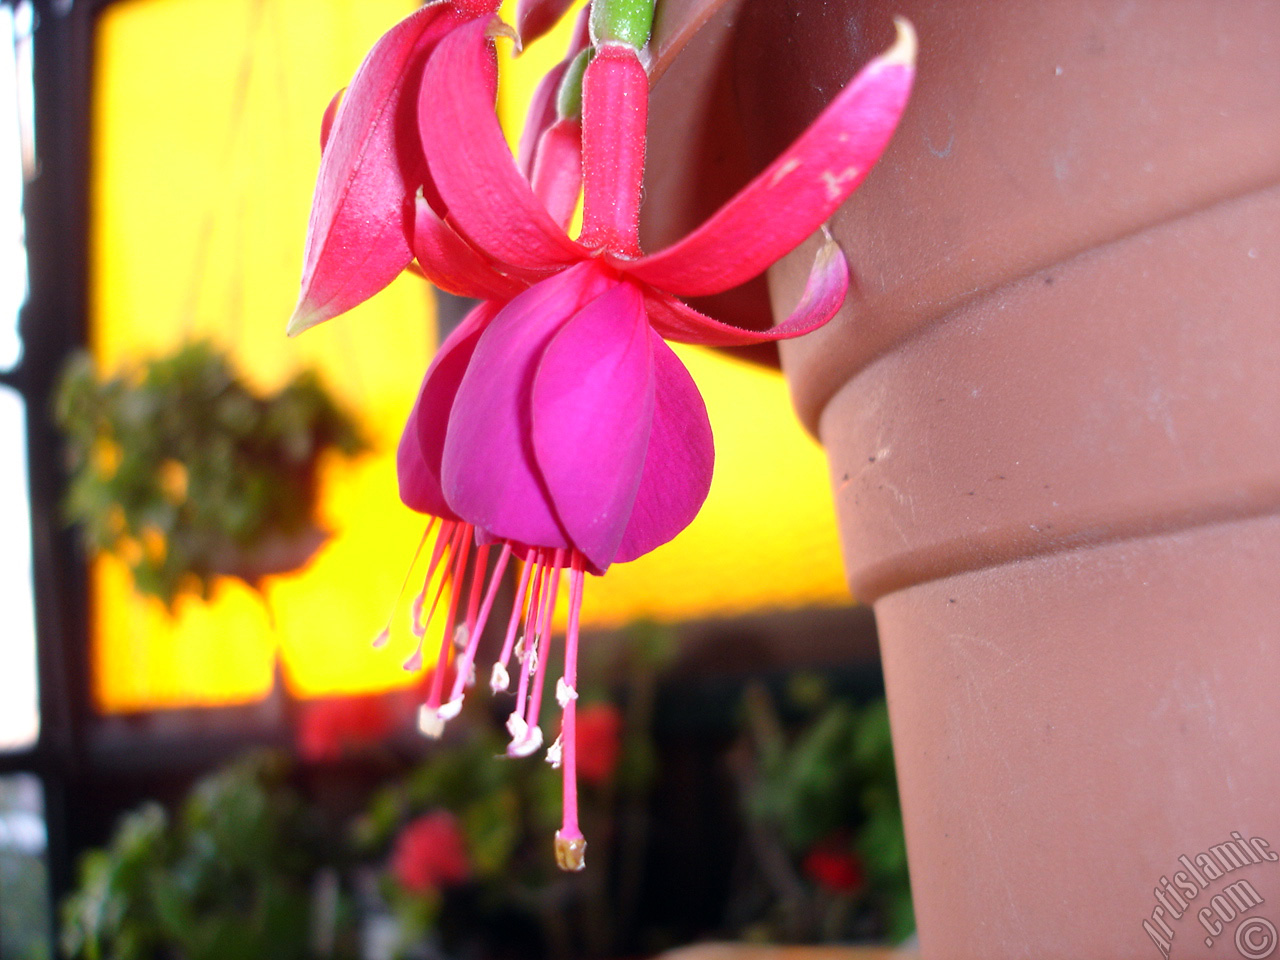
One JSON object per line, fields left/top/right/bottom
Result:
{"left": 556, "top": 48, "right": 592, "bottom": 120}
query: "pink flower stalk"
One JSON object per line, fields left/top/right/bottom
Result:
{"left": 291, "top": 3, "right": 914, "bottom": 872}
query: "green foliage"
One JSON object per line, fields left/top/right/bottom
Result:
{"left": 358, "top": 622, "right": 677, "bottom": 960}
{"left": 738, "top": 682, "right": 914, "bottom": 944}
{"left": 355, "top": 731, "right": 525, "bottom": 887}
{"left": 55, "top": 342, "right": 366, "bottom": 606}
{"left": 0, "top": 848, "right": 51, "bottom": 960}
{"left": 61, "top": 751, "right": 349, "bottom": 960}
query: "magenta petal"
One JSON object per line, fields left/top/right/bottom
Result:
{"left": 319, "top": 87, "right": 344, "bottom": 153}
{"left": 644, "top": 237, "right": 849, "bottom": 346}
{"left": 516, "top": 6, "right": 589, "bottom": 178}
{"left": 531, "top": 282, "right": 653, "bottom": 572}
{"left": 399, "top": 302, "right": 501, "bottom": 517}
{"left": 614, "top": 334, "right": 714, "bottom": 563}
{"left": 530, "top": 117, "right": 583, "bottom": 231}
{"left": 419, "top": 20, "right": 587, "bottom": 276}
{"left": 413, "top": 194, "right": 526, "bottom": 300}
{"left": 290, "top": 4, "right": 464, "bottom": 336}
{"left": 516, "top": 59, "right": 569, "bottom": 179}
{"left": 626, "top": 22, "right": 915, "bottom": 297}
{"left": 516, "top": 0, "right": 576, "bottom": 46}
{"left": 441, "top": 263, "right": 617, "bottom": 549}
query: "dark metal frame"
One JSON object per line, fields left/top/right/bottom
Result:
{"left": 1, "top": 1, "right": 285, "bottom": 934}
{"left": 3, "top": 0, "right": 98, "bottom": 916}
{"left": 5, "top": 2, "right": 360, "bottom": 929}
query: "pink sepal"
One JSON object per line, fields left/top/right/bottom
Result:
{"left": 642, "top": 237, "right": 849, "bottom": 346}
{"left": 530, "top": 117, "right": 584, "bottom": 232}
{"left": 413, "top": 194, "right": 526, "bottom": 300}
{"left": 626, "top": 28, "right": 914, "bottom": 297}
{"left": 418, "top": 20, "right": 589, "bottom": 276}
{"left": 291, "top": 3, "right": 465, "bottom": 335}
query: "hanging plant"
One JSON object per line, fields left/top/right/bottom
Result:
{"left": 55, "top": 341, "right": 367, "bottom": 606}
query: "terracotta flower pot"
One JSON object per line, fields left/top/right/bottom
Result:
{"left": 648, "top": 1, "right": 1280, "bottom": 957}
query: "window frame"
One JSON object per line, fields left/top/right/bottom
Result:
{"left": 1, "top": 0, "right": 100, "bottom": 922}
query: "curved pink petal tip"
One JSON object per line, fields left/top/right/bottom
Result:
{"left": 644, "top": 236, "right": 849, "bottom": 346}
{"left": 627, "top": 19, "right": 915, "bottom": 298}
{"left": 419, "top": 19, "right": 587, "bottom": 278}
{"left": 413, "top": 194, "right": 526, "bottom": 300}
{"left": 516, "top": 0, "right": 577, "bottom": 47}
{"left": 290, "top": 4, "right": 462, "bottom": 337}
{"left": 319, "top": 87, "right": 344, "bottom": 153}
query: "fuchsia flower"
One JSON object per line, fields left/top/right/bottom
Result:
{"left": 291, "top": 0, "right": 914, "bottom": 871}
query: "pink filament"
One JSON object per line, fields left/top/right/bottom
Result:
{"left": 464, "top": 543, "right": 492, "bottom": 636}
{"left": 524, "top": 549, "right": 565, "bottom": 733}
{"left": 412, "top": 520, "right": 462, "bottom": 637}
{"left": 513, "top": 553, "right": 548, "bottom": 722}
{"left": 404, "top": 521, "right": 464, "bottom": 670}
{"left": 559, "top": 554, "right": 586, "bottom": 840}
{"left": 426, "top": 532, "right": 471, "bottom": 711}
{"left": 374, "top": 520, "right": 434, "bottom": 647}
{"left": 494, "top": 553, "right": 535, "bottom": 683}
{"left": 448, "top": 542, "right": 513, "bottom": 704}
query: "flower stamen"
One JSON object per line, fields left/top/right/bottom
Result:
{"left": 423, "top": 531, "right": 471, "bottom": 717}
{"left": 554, "top": 554, "right": 587, "bottom": 871}
{"left": 511, "top": 556, "right": 546, "bottom": 722}
{"left": 448, "top": 542, "right": 512, "bottom": 706}
{"left": 373, "top": 520, "right": 434, "bottom": 649}
{"left": 521, "top": 549, "right": 564, "bottom": 741}
{"left": 387, "top": 530, "right": 592, "bottom": 870}
{"left": 404, "top": 520, "right": 464, "bottom": 670}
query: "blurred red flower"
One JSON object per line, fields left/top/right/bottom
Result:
{"left": 391, "top": 810, "right": 471, "bottom": 894}
{"left": 298, "top": 693, "right": 400, "bottom": 762}
{"left": 803, "top": 836, "right": 866, "bottom": 894}
{"left": 575, "top": 702, "right": 623, "bottom": 787}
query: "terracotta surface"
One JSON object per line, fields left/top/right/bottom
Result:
{"left": 657, "top": 944, "right": 916, "bottom": 960}
{"left": 745, "top": 0, "right": 1280, "bottom": 434}
{"left": 650, "top": 1, "right": 1280, "bottom": 957}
